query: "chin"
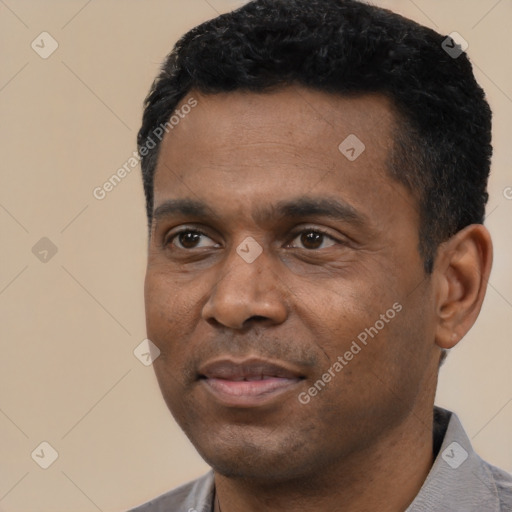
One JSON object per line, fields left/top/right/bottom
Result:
{"left": 189, "top": 427, "right": 319, "bottom": 483}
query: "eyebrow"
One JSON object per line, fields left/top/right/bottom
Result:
{"left": 268, "top": 197, "right": 366, "bottom": 225}
{"left": 153, "top": 198, "right": 220, "bottom": 223}
{"left": 152, "top": 196, "right": 366, "bottom": 226}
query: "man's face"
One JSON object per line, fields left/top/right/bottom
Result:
{"left": 144, "top": 87, "right": 440, "bottom": 482}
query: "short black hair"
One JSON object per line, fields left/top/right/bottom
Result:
{"left": 138, "top": 0, "right": 492, "bottom": 273}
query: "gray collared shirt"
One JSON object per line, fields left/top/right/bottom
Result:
{"left": 128, "top": 407, "right": 512, "bottom": 511}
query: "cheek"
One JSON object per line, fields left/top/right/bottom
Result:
{"left": 295, "top": 272, "right": 419, "bottom": 389}
{"left": 144, "top": 271, "right": 195, "bottom": 411}
{"left": 144, "top": 269, "right": 200, "bottom": 354}
{"left": 342, "top": 302, "right": 433, "bottom": 410}
{"left": 290, "top": 271, "right": 395, "bottom": 355}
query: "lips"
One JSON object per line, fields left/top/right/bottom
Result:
{"left": 199, "top": 358, "right": 304, "bottom": 380}
{"left": 198, "top": 358, "right": 305, "bottom": 407}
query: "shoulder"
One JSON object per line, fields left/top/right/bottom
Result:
{"left": 483, "top": 459, "right": 512, "bottom": 510}
{"left": 127, "top": 471, "right": 215, "bottom": 512}
{"left": 407, "top": 407, "right": 512, "bottom": 511}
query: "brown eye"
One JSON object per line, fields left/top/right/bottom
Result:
{"left": 289, "top": 229, "right": 337, "bottom": 250}
{"left": 166, "top": 229, "right": 218, "bottom": 250}
{"left": 177, "top": 231, "right": 202, "bottom": 249}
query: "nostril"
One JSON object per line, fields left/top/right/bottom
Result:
{"left": 248, "top": 315, "right": 268, "bottom": 322}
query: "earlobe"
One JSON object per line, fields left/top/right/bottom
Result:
{"left": 434, "top": 224, "right": 493, "bottom": 349}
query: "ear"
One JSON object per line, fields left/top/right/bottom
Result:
{"left": 433, "top": 224, "right": 493, "bottom": 349}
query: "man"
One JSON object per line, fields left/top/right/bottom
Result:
{"left": 129, "top": 0, "right": 512, "bottom": 510}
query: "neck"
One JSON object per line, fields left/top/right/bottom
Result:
{"left": 213, "top": 406, "right": 435, "bottom": 512}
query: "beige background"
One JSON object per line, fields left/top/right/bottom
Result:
{"left": 0, "top": 0, "right": 511, "bottom": 510}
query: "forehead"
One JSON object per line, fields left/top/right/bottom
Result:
{"left": 157, "top": 87, "right": 396, "bottom": 159}
{"left": 152, "top": 87, "right": 412, "bottom": 226}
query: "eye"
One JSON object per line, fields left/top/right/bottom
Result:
{"left": 288, "top": 229, "right": 339, "bottom": 250}
{"left": 165, "top": 229, "right": 219, "bottom": 250}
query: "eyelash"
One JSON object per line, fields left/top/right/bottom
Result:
{"left": 164, "top": 227, "right": 343, "bottom": 250}
{"left": 164, "top": 228, "right": 215, "bottom": 249}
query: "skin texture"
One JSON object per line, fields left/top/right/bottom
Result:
{"left": 144, "top": 86, "right": 493, "bottom": 512}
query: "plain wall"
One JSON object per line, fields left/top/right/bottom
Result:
{"left": 0, "top": 1, "right": 511, "bottom": 510}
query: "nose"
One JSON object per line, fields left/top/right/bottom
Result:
{"left": 201, "top": 241, "right": 288, "bottom": 330}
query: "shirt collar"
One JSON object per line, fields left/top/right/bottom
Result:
{"left": 406, "top": 406, "right": 502, "bottom": 511}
